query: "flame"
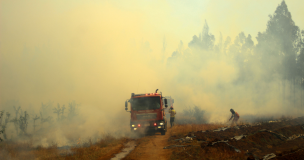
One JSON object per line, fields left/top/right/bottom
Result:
{"left": 77, "top": 138, "right": 81, "bottom": 145}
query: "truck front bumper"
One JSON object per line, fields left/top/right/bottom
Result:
{"left": 130, "top": 120, "right": 166, "bottom": 132}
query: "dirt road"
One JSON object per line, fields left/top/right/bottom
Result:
{"left": 122, "top": 129, "right": 172, "bottom": 160}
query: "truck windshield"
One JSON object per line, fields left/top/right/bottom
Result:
{"left": 131, "top": 97, "right": 161, "bottom": 111}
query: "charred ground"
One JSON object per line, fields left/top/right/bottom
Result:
{"left": 167, "top": 116, "right": 304, "bottom": 160}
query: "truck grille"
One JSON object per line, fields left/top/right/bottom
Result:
{"left": 136, "top": 113, "right": 157, "bottom": 120}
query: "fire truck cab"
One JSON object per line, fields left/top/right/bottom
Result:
{"left": 125, "top": 89, "right": 169, "bottom": 135}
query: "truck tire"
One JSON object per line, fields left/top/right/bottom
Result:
{"left": 161, "top": 130, "right": 166, "bottom": 135}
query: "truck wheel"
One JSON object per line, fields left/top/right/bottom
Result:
{"left": 161, "top": 130, "right": 166, "bottom": 135}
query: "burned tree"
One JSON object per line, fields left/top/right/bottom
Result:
{"left": 53, "top": 104, "right": 62, "bottom": 121}
{"left": 39, "top": 102, "right": 53, "bottom": 127}
{"left": 0, "top": 111, "right": 11, "bottom": 140}
{"left": 39, "top": 112, "right": 53, "bottom": 128}
{"left": 13, "top": 106, "right": 21, "bottom": 118}
{"left": 61, "top": 105, "right": 66, "bottom": 119}
{"left": 40, "top": 101, "right": 53, "bottom": 116}
{"left": 53, "top": 103, "right": 66, "bottom": 121}
{"left": 3, "top": 112, "right": 11, "bottom": 139}
{"left": 68, "top": 101, "right": 80, "bottom": 119}
{"left": 11, "top": 106, "right": 21, "bottom": 134}
{"left": 0, "top": 111, "right": 4, "bottom": 141}
{"left": 0, "top": 111, "right": 3, "bottom": 126}
{"left": 32, "top": 115, "right": 40, "bottom": 132}
{"left": 19, "top": 111, "right": 29, "bottom": 135}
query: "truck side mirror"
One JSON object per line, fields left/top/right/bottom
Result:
{"left": 125, "top": 101, "right": 128, "bottom": 110}
{"left": 164, "top": 99, "right": 168, "bottom": 108}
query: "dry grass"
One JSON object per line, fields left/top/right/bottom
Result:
{"left": 170, "top": 145, "right": 246, "bottom": 160}
{"left": 0, "top": 135, "right": 129, "bottom": 160}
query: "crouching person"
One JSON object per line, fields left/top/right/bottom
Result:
{"left": 228, "top": 109, "right": 239, "bottom": 127}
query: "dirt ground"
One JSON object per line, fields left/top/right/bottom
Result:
{"left": 122, "top": 130, "right": 172, "bottom": 160}
{"left": 168, "top": 116, "right": 304, "bottom": 160}
{"left": 118, "top": 117, "right": 304, "bottom": 160}
{"left": 4, "top": 117, "right": 303, "bottom": 159}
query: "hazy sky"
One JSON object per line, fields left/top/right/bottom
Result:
{"left": 1, "top": 0, "right": 304, "bottom": 121}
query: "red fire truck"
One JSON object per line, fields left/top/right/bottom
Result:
{"left": 125, "top": 89, "right": 172, "bottom": 135}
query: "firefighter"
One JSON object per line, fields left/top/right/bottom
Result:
{"left": 169, "top": 106, "right": 176, "bottom": 127}
{"left": 228, "top": 109, "right": 239, "bottom": 127}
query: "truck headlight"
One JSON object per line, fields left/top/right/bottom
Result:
{"left": 160, "top": 122, "right": 164, "bottom": 125}
{"left": 134, "top": 128, "right": 137, "bottom": 130}
{"left": 132, "top": 124, "right": 135, "bottom": 127}
{"left": 158, "top": 126, "right": 162, "bottom": 128}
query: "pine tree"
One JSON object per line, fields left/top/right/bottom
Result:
{"left": 255, "top": 0, "right": 300, "bottom": 104}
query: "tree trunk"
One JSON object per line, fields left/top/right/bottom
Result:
{"left": 294, "top": 77, "right": 296, "bottom": 108}
{"left": 283, "top": 79, "right": 285, "bottom": 105}
{"left": 301, "top": 81, "right": 302, "bottom": 109}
